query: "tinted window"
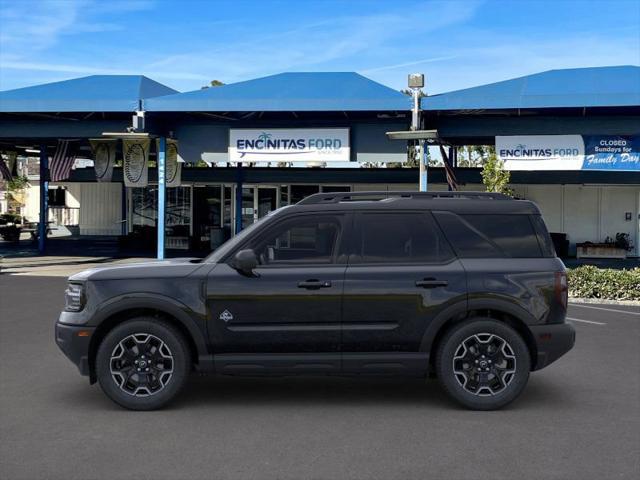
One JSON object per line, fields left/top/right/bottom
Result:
{"left": 354, "top": 212, "right": 454, "bottom": 264}
{"left": 251, "top": 215, "right": 341, "bottom": 265}
{"left": 434, "top": 212, "right": 542, "bottom": 258}
{"left": 530, "top": 215, "right": 556, "bottom": 257}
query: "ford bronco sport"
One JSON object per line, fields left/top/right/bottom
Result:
{"left": 55, "top": 191, "right": 575, "bottom": 410}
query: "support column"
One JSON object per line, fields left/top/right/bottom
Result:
{"left": 38, "top": 145, "right": 48, "bottom": 254}
{"left": 448, "top": 146, "right": 456, "bottom": 191}
{"left": 157, "top": 137, "right": 166, "bottom": 260}
{"left": 235, "top": 163, "right": 243, "bottom": 235}
{"left": 121, "top": 182, "right": 127, "bottom": 236}
{"left": 419, "top": 140, "right": 428, "bottom": 191}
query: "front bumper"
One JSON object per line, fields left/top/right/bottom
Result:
{"left": 530, "top": 322, "right": 576, "bottom": 371}
{"left": 55, "top": 320, "right": 95, "bottom": 377}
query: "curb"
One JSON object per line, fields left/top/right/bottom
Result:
{"left": 569, "top": 298, "right": 640, "bottom": 306}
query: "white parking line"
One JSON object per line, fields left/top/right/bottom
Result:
{"left": 566, "top": 317, "right": 607, "bottom": 325}
{"left": 569, "top": 303, "right": 640, "bottom": 317}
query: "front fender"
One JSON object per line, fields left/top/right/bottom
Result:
{"left": 90, "top": 293, "right": 209, "bottom": 357}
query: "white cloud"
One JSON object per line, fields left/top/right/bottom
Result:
{"left": 0, "top": 59, "right": 209, "bottom": 83}
{"left": 0, "top": 0, "right": 153, "bottom": 56}
{"left": 361, "top": 56, "right": 459, "bottom": 74}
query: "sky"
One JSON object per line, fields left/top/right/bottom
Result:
{"left": 0, "top": 0, "right": 639, "bottom": 94}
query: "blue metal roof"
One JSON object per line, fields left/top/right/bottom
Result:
{"left": 0, "top": 75, "right": 178, "bottom": 113}
{"left": 422, "top": 66, "right": 640, "bottom": 111}
{"left": 145, "top": 72, "right": 411, "bottom": 112}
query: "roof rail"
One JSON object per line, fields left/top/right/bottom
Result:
{"left": 297, "top": 191, "right": 511, "bottom": 205}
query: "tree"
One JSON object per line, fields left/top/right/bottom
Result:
{"left": 201, "top": 79, "right": 225, "bottom": 89}
{"left": 5, "top": 175, "right": 30, "bottom": 214}
{"left": 481, "top": 151, "right": 512, "bottom": 196}
{"left": 457, "top": 145, "right": 495, "bottom": 167}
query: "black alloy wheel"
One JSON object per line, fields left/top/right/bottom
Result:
{"left": 436, "top": 318, "right": 531, "bottom": 410}
{"left": 96, "top": 318, "right": 190, "bottom": 410}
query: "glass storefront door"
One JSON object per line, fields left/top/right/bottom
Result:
{"left": 193, "top": 186, "right": 229, "bottom": 251}
{"left": 234, "top": 185, "right": 280, "bottom": 231}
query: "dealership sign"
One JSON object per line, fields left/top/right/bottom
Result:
{"left": 496, "top": 135, "right": 585, "bottom": 170}
{"left": 497, "top": 135, "right": 640, "bottom": 171}
{"left": 229, "top": 128, "right": 350, "bottom": 162}
{"left": 582, "top": 136, "right": 640, "bottom": 171}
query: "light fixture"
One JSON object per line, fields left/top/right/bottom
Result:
{"left": 408, "top": 73, "right": 425, "bottom": 89}
{"left": 101, "top": 132, "right": 151, "bottom": 138}
{"left": 386, "top": 130, "right": 440, "bottom": 141}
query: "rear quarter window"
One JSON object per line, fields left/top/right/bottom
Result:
{"left": 433, "top": 212, "right": 543, "bottom": 258}
{"left": 530, "top": 214, "right": 557, "bottom": 257}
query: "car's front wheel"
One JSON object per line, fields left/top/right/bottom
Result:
{"left": 436, "top": 318, "right": 531, "bottom": 410}
{"left": 96, "top": 318, "right": 191, "bottom": 410}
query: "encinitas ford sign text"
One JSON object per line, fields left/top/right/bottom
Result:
{"left": 496, "top": 135, "right": 585, "bottom": 170}
{"left": 229, "top": 128, "right": 350, "bottom": 162}
{"left": 497, "top": 135, "right": 640, "bottom": 171}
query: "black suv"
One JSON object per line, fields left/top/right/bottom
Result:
{"left": 55, "top": 191, "right": 575, "bottom": 410}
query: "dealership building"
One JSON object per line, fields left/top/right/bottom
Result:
{"left": 0, "top": 66, "right": 639, "bottom": 257}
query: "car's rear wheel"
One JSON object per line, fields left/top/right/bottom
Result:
{"left": 436, "top": 318, "right": 530, "bottom": 410}
{"left": 96, "top": 318, "right": 190, "bottom": 410}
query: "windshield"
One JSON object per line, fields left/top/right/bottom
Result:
{"left": 203, "top": 206, "right": 291, "bottom": 263}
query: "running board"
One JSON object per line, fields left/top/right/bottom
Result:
{"left": 198, "top": 352, "right": 429, "bottom": 376}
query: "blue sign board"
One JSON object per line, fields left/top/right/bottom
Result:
{"left": 582, "top": 135, "right": 640, "bottom": 171}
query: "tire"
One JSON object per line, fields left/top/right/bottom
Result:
{"left": 96, "top": 318, "right": 191, "bottom": 410}
{"left": 436, "top": 318, "right": 530, "bottom": 410}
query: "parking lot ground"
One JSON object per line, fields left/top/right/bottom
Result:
{"left": 1, "top": 274, "right": 639, "bottom": 480}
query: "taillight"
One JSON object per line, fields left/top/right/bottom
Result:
{"left": 555, "top": 271, "right": 568, "bottom": 310}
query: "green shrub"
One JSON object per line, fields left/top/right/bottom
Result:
{"left": 568, "top": 265, "right": 640, "bottom": 300}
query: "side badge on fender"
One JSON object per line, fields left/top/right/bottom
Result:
{"left": 219, "top": 310, "right": 233, "bottom": 323}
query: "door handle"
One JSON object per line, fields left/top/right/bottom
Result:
{"left": 415, "top": 278, "right": 448, "bottom": 288}
{"left": 298, "top": 279, "right": 332, "bottom": 290}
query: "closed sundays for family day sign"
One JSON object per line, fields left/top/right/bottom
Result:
{"left": 496, "top": 135, "right": 640, "bottom": 171}
{"left": 229, "top": 128, "right": 350, "bottom": 162}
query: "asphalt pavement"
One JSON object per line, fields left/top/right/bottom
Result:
{"left": 1, "top": 274, "right": 638, "bottom": 480}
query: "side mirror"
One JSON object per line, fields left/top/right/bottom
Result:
{"left": 232, "top": 249, "right": 259, "bottom": 276}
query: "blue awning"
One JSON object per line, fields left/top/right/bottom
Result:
{"left": 0, "top": 75, "right": 178, "bottom": 113}
{"left": 145, "top": 72, "right": 411, "bottom": 112}
{"left": 422, "top": 66, "right": 640, "bottom": 111}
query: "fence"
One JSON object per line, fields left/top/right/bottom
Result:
{"left": 49, "top": 207, "right": 79, "bottom": 226}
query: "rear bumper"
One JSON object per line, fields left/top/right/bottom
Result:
{"left": 55, "top": 321, "right": 95, "bottom": 377}
{"left": 530, "top": 322, "right": 576, "bottom": 371}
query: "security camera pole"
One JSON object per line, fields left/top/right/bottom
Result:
{"left": 408, "top": 73, "right": 426, "bottom": 191}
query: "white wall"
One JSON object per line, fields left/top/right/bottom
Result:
{"left": 64, "top": 184, "right": 81, "bottom": 208}
{"left": 599, "top": 187, "right": 639, "bottom": 253}
{"left": 77, "top": 182, "right": 122, "bottom": 235}
{"left": 23, "top": 181, "right": 40, "bottom": 222}
{"left": 517, "top": 184, "right": 639, "bottom": 256}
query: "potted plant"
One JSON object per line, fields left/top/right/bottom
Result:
{"left": 0, "top": 212, "right": 23, "bottom": 242}
{"left": 0, "top": 175, "right": 29, "bottom": 242}
{"left": 576, "top": 233, "right": 633, "bottom": 259}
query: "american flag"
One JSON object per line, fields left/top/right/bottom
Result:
{"left": 0, "top": 156, "right": 12, "bottom": 181}
{"left": 439, "top": 145, "right": 458, "bottom": 191}
{"left": 49, "top": 140, "right": 78, "bottom": 182}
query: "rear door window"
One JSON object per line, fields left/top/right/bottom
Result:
{"left": 352, "top": 212, "right": 454, "bottom": 264}
{"left": 433, "top": 212, "right": 543, "bottom": 258}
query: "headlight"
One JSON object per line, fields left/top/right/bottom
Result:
{"left": 64, "top": 283, "right": 85, "bottom": 312}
